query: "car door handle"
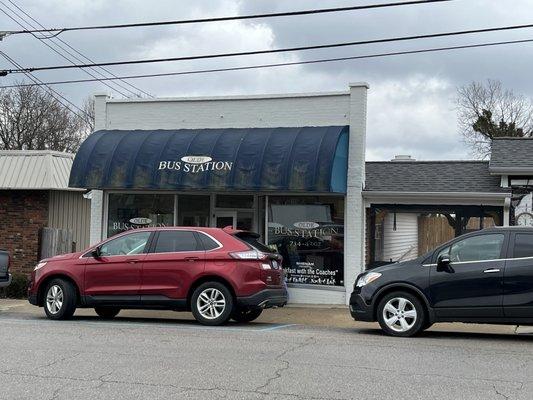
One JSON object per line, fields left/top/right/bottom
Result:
{"left": 483, "top": 268, "right": 501, "bottom": 273}
{"left": 126, "top": 259, "right": 140, "bottom": 264}
{"left": 184, "top": 257, "right": 200, "bottom": 262}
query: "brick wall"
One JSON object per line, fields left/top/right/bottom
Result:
{"left": 0, "top": 190, "right": 49, "bottom": 275}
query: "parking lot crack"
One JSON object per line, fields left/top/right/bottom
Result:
{"left": 254, "top": 336, "right": 317, "bottom": 395}
{"left": 493, "top": 385, "right": 511, "bottom": 400}
{"left": 39, "top": 352, "right": 81, "bottom": 369}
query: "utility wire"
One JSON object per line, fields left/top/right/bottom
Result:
{"left": 0, "top": 51, "right": 90, "bottom": 121}
{"left": 2, "top": 22, "right": 533, "bottom": 75}
{"left": 0, "top": 1, "right": 148, "bottom": 97}
{"left": 1, "top": 0, "right": 453, "bottom": 37}
{"left": 0, "top": 3, "right": 129, "bottom": 97}
{"left": 5, "top": 0, "right": 153, "bottom": 98}
{"left": 2, "top": 37, "right": 532, "bottom": 89}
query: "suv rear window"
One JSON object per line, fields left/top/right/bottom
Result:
{"left": 197, "top": 233, "right": 220, "bottom": 251}
{"left": 234, "top": 233, "right": 273, "bottom": 253}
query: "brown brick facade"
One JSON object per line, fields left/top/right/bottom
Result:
{"left": 0, "top": 190, "right": 49, "bottom": 275}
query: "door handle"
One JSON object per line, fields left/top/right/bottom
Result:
{"left": 126, "top": 259, "right": 140, "bottom": 264}
{"left": 483, "top": 268, "right": 501, "bottom": 273}
{"left": 184, "top": 257, "right": 199, "bottom": 262}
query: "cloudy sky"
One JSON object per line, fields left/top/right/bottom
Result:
{"left": 1, "top": 0, "right": 532, "bottom": 160}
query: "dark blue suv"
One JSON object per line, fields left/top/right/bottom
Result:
{"left": 350, "top": 227, "right": 533, "bottom": 336}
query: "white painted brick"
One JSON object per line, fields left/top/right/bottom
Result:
{"left": 89, "top": 190, "right": 103, "bottom": 245}
{"left": 103, "top": 93, "right": 351, "bottom": 130}
{"left": 91, "top": 85, "right": 369, "bottom": 305}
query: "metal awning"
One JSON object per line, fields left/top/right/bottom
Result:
{"left": 69, "top": 126, "right": 349, "bottom": 193}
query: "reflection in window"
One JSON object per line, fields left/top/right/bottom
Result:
{"left": 100, "top": 232, "right": 151, "bottom": 256}
{"left": 178, "top": 195, "right": 209, "bottom": 227}
{"left": 154, "top": 231, "right": 199, "bottom": 253}
{"left": 107, "top": 194, "right": 174, "bottom": 237}
{"left": 513, "top": 234, "right": 533, "bottom": 258}
{"left": 216, "top": 195, "right": 253, "bottom": 209}
{"left": 268, "top": 196, "right": 344, "bottom": 287}
{"left": 449, "top": 234, "right": 504, "bottom": 262}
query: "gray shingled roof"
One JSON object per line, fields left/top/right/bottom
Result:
{"left": 489, "top": 138, "right": 533, "bottom": 174}
{"left": 365, "top": 161, "right": 507, "bottom": 193}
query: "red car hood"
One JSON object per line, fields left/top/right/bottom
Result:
{"left": 42, "top": 251, "right": 83, "bottom": 263}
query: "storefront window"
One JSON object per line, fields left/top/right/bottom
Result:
{"left": 178, "top": 195, "right": 210, "bottom": 227}
{"left": 268, "top": 196, "right": 344, "bottom": 287}
{"left": 369, "top": 207, "right": 502, "bottom": 269}
{"left": 216, "top": 195, "right": 254, "bottom": 209}
{"left": 107, "top": 193, "right": 174, "bottom": 237}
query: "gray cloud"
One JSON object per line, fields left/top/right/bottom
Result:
{"left": 1, "top": 0, "right": 533, "bottom": 160}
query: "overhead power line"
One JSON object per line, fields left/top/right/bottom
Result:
{"left": 0, "top": 51, "right": 90, "bottom": 121}
{"left": 2, "top": 22, "right": 533, "bottom": 75}
{"left": 0, "top": 0, "right": 153, "bottom": 98}
{"left": 0, "top": 0, "right": 453, "bottom": 38}
{"left": 3, "top": 37, "right": 532, "bottom": 89}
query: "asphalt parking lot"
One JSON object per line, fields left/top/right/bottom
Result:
{"left": 1, "top": 301, "right": 533, "bottom": 400}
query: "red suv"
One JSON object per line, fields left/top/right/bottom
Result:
{"left": 28, "top": 227, "right": 287, "bottom": 325}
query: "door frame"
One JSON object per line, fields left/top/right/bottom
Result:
{"left": 214, "top": 210, "right": 237, "bottom": 229}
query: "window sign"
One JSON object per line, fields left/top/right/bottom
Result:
{"left": 107, "top": 194, "right": 174, "bottom": 237}
{"left": 268, "top": 197, "right": 344, "bottom": 287}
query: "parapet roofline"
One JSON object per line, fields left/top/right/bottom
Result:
{"left": 104, "top": 90, "right": 353, "bottom": 103}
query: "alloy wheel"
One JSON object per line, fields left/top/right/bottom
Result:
{"left": 196, "top": 288, "right": 226, "bottom": 320}
{"left": 46, "top": 285, "right": 64, "bottom": 315}
{"left": 382, "top": 297, "right": 417, "bottom": 333}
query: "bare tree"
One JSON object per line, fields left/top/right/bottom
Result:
{"left": 457, "top": 79, "right": 533, "bottom": 158}
{"left": 80, "top": 96, "right": 95, "bottom": 137}
{"left": 0, "top": 84, "right": 93, "bottom": 152}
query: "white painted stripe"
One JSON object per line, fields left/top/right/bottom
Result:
{"left": 0, "top": 317, "right": 298, "bottom": 333}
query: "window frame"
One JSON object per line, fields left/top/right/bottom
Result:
{"left": 90, "top": 230, "right": 154, "bottom": 258}
{"left": 147, "top": 229, "right": 223, "bottom": 254}
{"left": 431, "top": 231, "right": 508, "bottom": 264}
{"left": 510, "top": 232, "right": 533, "bottom": 259}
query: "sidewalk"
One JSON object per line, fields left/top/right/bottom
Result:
{"left": 1, "top": 298, "right": 531, "bottom": 335}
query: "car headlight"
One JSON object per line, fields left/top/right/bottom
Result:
{"left": 34, "top": 262, "right": 47, "bottom": 271}
{"left": 355, "top": 272, "right": 382, "bottom": 288}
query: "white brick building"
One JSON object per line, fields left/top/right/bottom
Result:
{"left": 70, "top": 83, "right": 369, "bottom": 305}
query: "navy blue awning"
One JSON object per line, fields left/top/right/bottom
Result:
{"left": 69, "top": 126, "right": 349, "bottom": 193}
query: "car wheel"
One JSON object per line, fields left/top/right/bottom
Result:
{"left": 43, "top": 278, "right": 77, "bottom": 320}
{"left": 231, "top": 307, "right": 263, "bottom": 323}
{"left": 94, "top": 307, "right": 121, "bottom": 319}
{"left": 191, "top": 282, "right": 233, "bottom": 326}
{"left": 377, "top": 292, "right": 425, "bottom": 337}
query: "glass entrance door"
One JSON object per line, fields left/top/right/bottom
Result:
{"left": 215, "top": 211, "right": 237, "bottom": 229}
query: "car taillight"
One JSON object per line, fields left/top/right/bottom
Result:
{"left": 229, "top": 250, "right": 267, "bottom": 260}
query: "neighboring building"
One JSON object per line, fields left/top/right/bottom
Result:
{"left": 68, "top": 84, "right": 369, "bottom": 305}
{"left": 364, "top": 156, "right": 511, "bottom": 268}
{"left": 489, "top": 137, "right": 533, "bottom": 226}
{"left": 0, "top": 151, "right": 90, "bottom": 275}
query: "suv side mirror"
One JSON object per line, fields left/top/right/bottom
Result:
{"left": 91, "top": 246, "right": 101, "bottom": 258}
{"left": 437, "top": 254, "right": 451, "bottom": 272}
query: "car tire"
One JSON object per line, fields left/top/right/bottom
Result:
{"left": 191, "top": 282, "right": 233, "bottom": 326}
{"left": 231, "top": 307, "right": 263, "bottom": 323}
{"left": 377, "top": 291, "right": 425, "bottom": 337}
{"left": 94, "top": 307, "right": 121, "bottom": 319}
{"left": 43, "top": 278, "right": 77, "bottom": 320}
